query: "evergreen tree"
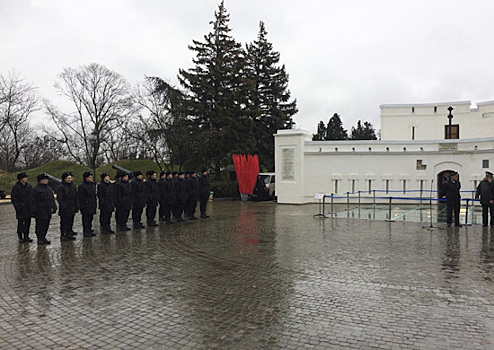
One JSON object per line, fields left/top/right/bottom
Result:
{"left": 312, "top": 121, "right": 326, "bottom": 141}
{"left": 178, "top": 1, "right": 255, "bottom": 176}
{"left": 246, "top": 21, "right": 298, "bottom": 171}
{"left": 350, "top": 120, "right": 377, "bottom": 140}
{"left": 325, "top": 113, "right": 347, "bottom": 140}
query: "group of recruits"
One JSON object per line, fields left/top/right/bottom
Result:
{"left": 440, "top": 170, "right": 494, "bottom": 227}
{"left": 10, "top": 169, "right": 210, "bottom": 245}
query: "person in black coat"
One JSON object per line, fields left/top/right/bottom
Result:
{"left": 174, "top": 171, "right": 186, "bottom": 222}
{"left": 171, "top": 171, "right": 179, "bottom": 220}
{"left": 440, "top": 172, "right": 462, "bottom": 227}
{"left": 97, "top": 172, "right": 115, "bottom": 234}
{"left": 163, "top": 171, "right": 176, "bottom": 224}
{"left": 78, "top": 172, "right": 97, "bottom": 237}
{"left": 29, "top": 174, "right": 57, "bottom": 245}
{"left": 145, "top": 170, "right": 159, "bottom": 226}
{"left": 131, "top": 171, "right": 146, "bottom": 229}
{"left": 475, "top": 171, "right": 494, "bottom": 227}
{"left": 186, "top": 170, "right": 199, "bottom": 220}
{"left": 157, "top": 171, "right": 167, "bottom": 221}
{"left": 198, "top": 168, "right": 210, "bottom": 218}
{"left": 114, "top": 172, "right": 132, "bottom": 231}
{"left": 11, "top": 172, "right": 33, "bottom": 243}
{"left": 55, "top": 172, "right": 79, "bottom": 241}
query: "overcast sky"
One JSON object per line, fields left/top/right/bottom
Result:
{"left": 2, "top": 0, "right": 494, "bottom": 134}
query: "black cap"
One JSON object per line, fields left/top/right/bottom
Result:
{"left": 82, "top": 171, "right": 92, "bottom": 179}
{"left": 160, "top": 171, "right": 166, "bottom": 177}
{"left": 100, "top": 172, "right": 110, "bottom": 180}
{"left": 117, "top": 171, "right": 129, "bottom": 179}
{"left": 146, "top": 170, "right": 156, "bottom": 177}
{"left": 449, "top": 172, "right": 458, "bottom": 177}
{"left": 17, "top": 172, "right": 28, "bottom": 180}
{"left": 190, "top": 170, "right": 196, "bottom": 175}
{"left": 178, "top": 171, "right": 184, "bottom": 176}
{"left": 37, "top": 173, "right": 49, "bottom": 182}
{"left": 201, "top": 168, "right": 207, "bottom": 173}
{"left": 134, "top": 170, "right": 143, "bottom": 177}
{"left": 172, "top": 171, "right": 178, "bottom": 176}
{"left": 165, "top": 171, "right": 172, "bottom": 177}
{"left": 61, "top": 172, "right": 74, "bottom": 180}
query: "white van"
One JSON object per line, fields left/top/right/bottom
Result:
{"left": 257, "top": 172, "right": 276, "bottom": 200}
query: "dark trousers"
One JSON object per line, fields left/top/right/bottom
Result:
{"left": 17, "top": 217, "right": 31, "bottom": 240}
{"left": 159, "top": 203, "right": 165, "bottom": 219}
{"left": 164, "top": 204, "right": 173, "bottom": 221}
{"left": 199, "top": 197, "right": 208, "bottom": 216}
{"left": 35, "top": 218, "right": 50, "bottom": 241}
{"left": 174, "top": 203, "right": 183, "bottom": 219}
{"left": 446, "top": 200, "right": 461, "bottom": 225}
{"left": 82, "top": 214, "right": 94, "bottom": 233}
{"left": 116, "top": 208, "right": 130, "bottom": 228}
{"left": 60, "top": 215, "right": 75, "bottom": 236}
{"left": 187, "top": 200, "right": 197, "bottom": 218}
{"left": 99, "top": 210, "right": 112, "bottom": 230}
{"left": 481, "top": 204, "right": 494, "bottom": 226}
{"left": 132, "top": 206, "right": 144, "bottom": 224}
{"left": 146, "top": 205, "right": 157, "bottom": 223}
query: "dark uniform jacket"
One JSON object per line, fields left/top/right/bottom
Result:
{"left": 97, "top": 181, "right": 115, "bottom": 212}
{"left": 163, "top": 178, "right": 176, "bottom": 205}
{"left": 186, "top": 177, "right": 199, "bottom": 201}
{"left": 158, "top": 179, "right": 166, "bottom": 204}
{"left": 114, "top": 179, "right": 132, "bottom": 211}
{"left": 131, "top": 178, "right": 146, "bottom": 208}
{"left": 55, "top": 182, "right": 78, "bottom": 217}
{"left": 145, "top": 178, "right": 159, "bottom": 207}
{"left": 78, "top": 180, "right": 97, "bottom": 215}
{"left": 11, "top": 181, "right": 32, "bottom": 219}
{"left": 440, "top": 181, "right": 461, "bottom": 202}
{"left": 30, "top": 183, "right": 57, "bottom": 219}
{"left": 476, "top": 180, "right": 494, "bottom": 205}
{"left": 176, "top": 178, "right": 187, "bottom": 204}
{"left": 198, "top": 175, "right": 210, "bottom": 199}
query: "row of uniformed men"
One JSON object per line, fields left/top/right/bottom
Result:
{"left": 11, "top": 169, "right": 210, "bottom": 245}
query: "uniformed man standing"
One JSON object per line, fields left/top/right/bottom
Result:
{"left": 97, "top": 172, "right": 115, "bottom": 233}
{"left": 29, "top": 174, "right": 57, "bottom": 245}
{"left": 55, "top": 172, "right": 79, "bottom": 241}
{"left": 440, "top": 172, "right": 462, "bottom": 227}
{"left": 198, "top": 168, "right": 210, "bottom": 218}
{"left": 174, "top": 171, "right": 186, "bottom": 222}
{"left": 158, "top": 171, "right": 167, "bottom": 221}
{"left": 131, "top": 171, "right": 146, "bottom": 229}
{"left": 11, "top": 172, "right": 33, "bottom": 243}
{"left": 186, "top": 170, "right": 199, "bottom": 220}
{"left": 78, "top": 172, "right": 97, "bottom": 237}
{"left": 114, "top": 171, "right": 132, "bottom": 231}
{"left": 163, "top": 171, "right": 176, "bottom": 224}
{"left": 475, "top": 171, "right": 494, "bottom": 227}
{"left": 145, "top": 170, "right": 159, "bottom": 227}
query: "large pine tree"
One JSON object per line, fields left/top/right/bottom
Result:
{"left": 178, "top": 1, "right": 255, "bottom": 175}
{"left": 350, "top": 120, "right": 377, "bottom": 140}
{"left": 246, "top": 21, "right": 297, "bottom": 171}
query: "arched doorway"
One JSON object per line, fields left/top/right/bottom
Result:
{"left": 437, "top": 170, "right": 456, "bottom": 223}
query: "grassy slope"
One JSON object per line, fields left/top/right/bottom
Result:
{"left": 0, "top": 159, "right": 167, "bottom": 194}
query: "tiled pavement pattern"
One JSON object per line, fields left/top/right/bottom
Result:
{"left": 0, "top": 201, "right": 493, "bottom": 349}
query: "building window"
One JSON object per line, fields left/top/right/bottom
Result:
{"left": 334, "top": 179, "right": 339, "bottom": 194}
{"left": 402, "top": 180, "right": 407, "bottom": 194}
{"left": 368, "top": 180, "right": 372, "bottom": 193}
{"left": 351, "top": 180, "right": 356, "bottom": 194}
{"left": 385, "top": 180, "right": 390, "bottom": 194}
{"left": 434, "top": 106, "right": 437, "bottom": 113}
{"left": 444, "top": 124, "right": 459, "bottom": 139}
{"left": 416, "top": 160, "right": 426, "bottom": 170}
{"left": 411, "top": 126, "right": 415, "bottom": 140}
{"left": 412, "top": 107, "right": 415, "bottom": 113}
{"left": 483, "top": 159, "right": 489, "bottom": 168}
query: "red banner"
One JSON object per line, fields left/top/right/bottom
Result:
{"left": 232, "top": 154, "right": 259, "bottom": 195}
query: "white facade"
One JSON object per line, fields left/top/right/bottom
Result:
{"left": 274, "top": 100, "right": 494, "bottom": 204}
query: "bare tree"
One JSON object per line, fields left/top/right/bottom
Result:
{"left": 0, "top": 72, "right": 39, "bottom": 171}
{"left": 45, "top": 63, "right": 134, "bottom": 169}
{"left": 21, "top": 135, "right": 67, "bottom": 169}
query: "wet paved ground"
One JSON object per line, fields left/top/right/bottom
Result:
{"left": 0, "top": 201, "right": 493, "bottom": 350}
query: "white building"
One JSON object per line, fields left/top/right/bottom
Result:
{"left": 274, "top": 101, "right": 494, "bottom": 204}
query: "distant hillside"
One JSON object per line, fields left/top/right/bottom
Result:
{"left": 0, "top": 159, "right": 168, "bottom": 194}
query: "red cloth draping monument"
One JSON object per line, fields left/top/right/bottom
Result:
{"left": 232, "top": 154, "right": 259, "bottom": 195}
